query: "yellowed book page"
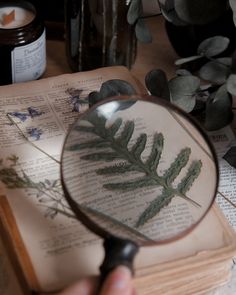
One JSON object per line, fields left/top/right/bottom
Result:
{"left": 0, "top": 66, "right": 143, "bottom": 292}
{"left": 208, "top": 127, "right": 236, "bottom": 229}
{"left": 62, "top": 99, "right": 216, "bottom": 242}
{"left": 135, "top": 205, "right": 236, "bottom": 275}
{"left": 0, "top": 67, "right": 235, "bottom": 293}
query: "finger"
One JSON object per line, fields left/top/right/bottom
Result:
{"left": 100, "top": 266, "right": 133, "bottom": 295}
{"left": 58, "top": 277, "right": 97, "bottom": 295}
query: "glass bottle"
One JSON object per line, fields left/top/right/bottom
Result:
{"left": 65, "top": 0, "right": 137, "bottom": 72}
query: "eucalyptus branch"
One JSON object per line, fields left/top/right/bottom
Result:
{"left": 196, "top": 85, "right": 219, "bottom": 95}
{"left": 207, "top": 56, "right": 231, "bottom": 67}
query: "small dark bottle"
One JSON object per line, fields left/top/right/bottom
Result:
{"left": 0, "top": 1, "right": 46, "bottom": 85}
{"left": 64, "top": 0, "right": 137, "bottom": 72}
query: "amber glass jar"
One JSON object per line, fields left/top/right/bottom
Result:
{"left": 0, "top": 1, "right": 46, "bottom": 85}
{"left": 65, "top": 0, "right": 137, "bottom": 72}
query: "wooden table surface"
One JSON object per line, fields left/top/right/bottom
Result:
{"left": 43, "top": 16, "right": 179, "bottom": 86}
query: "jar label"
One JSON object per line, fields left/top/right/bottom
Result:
{"left": 11, "top": 29, "right": 46, "bottom": 83}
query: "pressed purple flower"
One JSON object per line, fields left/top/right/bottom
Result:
{"left": 8, "top": 111, "right": 29, "bottom": 122}
{"left": 8, "top": 107, "right": 44, "bottom": 122}
{"left": 66, "top": 88, "right": 88, "bottom": 112}
{"left": 28, "top": 107, "right": 44, "bottom": 118}
{"left": 27, "top": 127, "right": 43, "bottom": 140}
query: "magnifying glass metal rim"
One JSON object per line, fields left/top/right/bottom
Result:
{"left": 60, "top": 95, "right": 219, "bottom": 247}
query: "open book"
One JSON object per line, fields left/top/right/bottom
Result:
{"left": 0, "top": 66, "right": 236, "bottom": 295}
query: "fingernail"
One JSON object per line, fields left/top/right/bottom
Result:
{"left": 77, "top": 281, "right": 91, "bottom": 295}
{"left": 108, "top": 266, "right": 132, "bottom": 290}
{"left": 62, "top": 279, "right": 92, "bottom": 295}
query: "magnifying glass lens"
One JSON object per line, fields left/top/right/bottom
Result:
{"left": 61, "top": 97, "right": 218, "bottom": 245}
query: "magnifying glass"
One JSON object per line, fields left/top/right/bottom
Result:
{"left": 60, "top": 95, "right": 218, "bottom": 291}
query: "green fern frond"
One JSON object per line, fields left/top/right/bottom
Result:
{"left": 81, "top": 152, "right": 121, "bottom": 162}
{"left": 97, "top": 163, "right": 142, "bottom": 175}
{"left": 131, "top": 133, "right": 147, "bottom": 159}
{"left": 87, "top": 111, "right": 107, "bottom": 128}
{"left": 75, "top": 125, "right": 95, "bottom": 134}
{"left": 71, "top": 112, "right": 202, "bottom": 227}
{"left": 116, "top": 121, "right": 134, "bottom": 147}
{"left": 136, "top": 188, "right": 174, "bottom": 227}
{"left": 67, "top": 139, "right": 110, "bottom": 151}
{"left": 104, "top": 177, "right": 157, "bottom": 191}
{"left": 107, "top": 118, "right": 123, "bottom": 136}
{"left": 163, "top": 148, "right": 191, "bottom": 186}
{"left": 145, "top": 133, "right": 164, "bottom": 171}
{"left": 178, "top": 160, "right": 202, "bottom": 194}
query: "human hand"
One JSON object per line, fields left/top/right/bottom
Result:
{"left": 58, "top": 266, "right": 136, "bottom": 295}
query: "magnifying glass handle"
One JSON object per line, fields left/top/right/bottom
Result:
{"left": 97, "top": 236, "right": 139, "bottom": 294}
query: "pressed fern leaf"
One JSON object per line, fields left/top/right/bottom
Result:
{"left": 97, "top": 163, "right": 142, "bottom": 175}
{"left": 71, "top": 111, "right": 202, "bottom": 227}
{"left": 81, "top": 152, "right": 122, "bottom": 162}
{"left": 136, "top": 188, "right": 174, "bottom": 227}
{"left": 107, "top": 118, "right": 123, "bottom": 136}
{"left": 67, "top": 139, "right": 110, "bottom": 151}
{"left": 131, "top": 133, "right": 147, "bottom": 159}
{"left": 163, "top": 148, "right": 191, "bottom": 186}
{"left": 104, "top": 177, "right": 157, "bottom": 191}
{"left": 145, "top": 133, "right": 164, "bottom": 171}
{"left": 178, "top": 160, "right": 202, "bottom": 194}
{"left": 117, "top": 121, "right": 134, "bottom": 147}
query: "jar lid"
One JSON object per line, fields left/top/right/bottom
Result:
{"left": 0, "top": 1, "right": 36, "bottom": 30}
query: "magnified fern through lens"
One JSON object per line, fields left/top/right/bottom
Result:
{"left": 67, "top": 108, "right": 203, "bottom": 228}
{"left": 61, "top": 97, "right": 218, "bottom": 244}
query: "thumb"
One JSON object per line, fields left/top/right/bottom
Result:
{"left": 100, "top": 266, "right": 134, "bottom": 295}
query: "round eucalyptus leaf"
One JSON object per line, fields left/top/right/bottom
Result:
{"left": 135, "top": 18, "right": 152, "bottom": 43}
{"left": 229, "top": 0, "right": 236, "bottom": 27}
{"left": 161, "top": 10, "right": 187, "bottom": 25}
{"left": 199, "top": 84, "right": 212, "bottom": 91}
{"left": 199, "top": 59, "right": 231, "bottom": 85}
{"left": 175, "top": 0, "right": 227, "bottom": 25}
{"left": 227, "top": 74, "right": 236, "bottom": 96}
{"left": 127, "top": 0, "right": 142, "bottom": 25}
{"left": 204, "top": 85, "right": 233, "bottom": 131}
{"left": 175, "top": 55, "right": 202, "bottom": 66}
{"left": 145, "top": 69, "right": 170, "bottom": 101}
{"left": 176, "top": 69, "right": 192, "bottom": 76}
{"left": 197, "top": 36, "right": 230, "bottom": 58}
{"left": 216, "top": 57, "right": 232, "bottom": 67}
{"left": 159, "top": 0, "right": 187, "bottom": 25}
{"left": 169, "top": 76, "right": 200, "bottom": 112}
{"left": 100, "top": 79, "right": 137, "bottom": 99}
{"left": 88, "top": 91, "right": 102, "bottom": 107}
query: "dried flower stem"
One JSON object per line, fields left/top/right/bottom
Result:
{"left": 7, "top": 114, "right": 60, "bottom": 164}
